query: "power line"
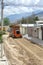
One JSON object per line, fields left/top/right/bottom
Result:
{"left": 2, "top": 2, "right": 43, "bottom": 7}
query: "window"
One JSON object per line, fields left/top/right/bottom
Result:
{"left": 16, "top": 30, "right": 20, "bottom": 34}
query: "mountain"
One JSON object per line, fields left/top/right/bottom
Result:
{"left": 36, "top": 11, "right": 43, "bottom": 20}
{"left": 35, "top": 11, "right": 43, "bottom": 16}
{"left": 7, "top": 12, "right": 32, "bottom": 22}
{"left": 7, "top": 10, "right": 43, "bottom": 23}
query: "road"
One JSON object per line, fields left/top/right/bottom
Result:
{"left": 3, "top": 38, "right": 43, "bottom": 65}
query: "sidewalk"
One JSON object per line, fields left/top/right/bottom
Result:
{"left": 23, "top": 34, "right": 43, "bottom": 46}
{"left": 0, "top": 44, "right": 9, "bottom": 65}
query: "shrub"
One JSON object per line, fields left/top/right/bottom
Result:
{"left": 0, "top": 31, "right": 6, "bottom": 43}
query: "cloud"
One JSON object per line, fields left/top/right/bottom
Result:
{"left": 3, "top": 6, "right": 34, "bottom": 17}
{"left": 19, "top": 7, "right": 33, "bottom": 13}
{"left": 0, "top": 0, "right": 43, "bottom": 19}
{"left": 4, "top": 6, "right": 15, "bottom": 17}
{"left": 4, "top": 0, "right": 40, "bottom": 6}
{"left": 0, "top": 6, "right": 43, "bottom": 19}
{"left": 4, "top": 0, "right": 32, "bottom": 5}
{"left": 0, "top": 9, "right": 1, "bottom": 19}
{"left": 34, "top": 0, "right": 40, "bottom": 5}
{"left": 3, "top": 5, "right": 43, "bottom": 17}
{"left": 15, "top": 0, "right": 32, "bottom": 5}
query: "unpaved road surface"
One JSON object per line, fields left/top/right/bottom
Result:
{"left": 3, "top": 38, "right": 43, "bottom": 65}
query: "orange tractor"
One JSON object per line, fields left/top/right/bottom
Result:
{"left": 9, "top": 25, "right": 22, "bottom": 38}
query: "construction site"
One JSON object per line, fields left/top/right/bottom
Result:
{"left": 0, "top": 24, "right": 43, "bottom": 65}
{"left": 0, "top": 0, "right": 43, "bottom": 65}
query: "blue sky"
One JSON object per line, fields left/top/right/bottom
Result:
{"left": 0, "top": 0, "right": 43, "bottom": 20}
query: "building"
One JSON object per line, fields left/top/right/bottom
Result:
{"left": 20, "top": 21, "right": 43, "bottom": 40}
{"left": 20, "top": 24, "right": 35, "bottom": 35}
{"left": 0, "top": 26, "right": 9, "bottom": 31}
{"left": 35, "top": 21, "right": 43, "bottom": 40}
{"left": 28, "top": 21, "right": 43, "bottom": 40}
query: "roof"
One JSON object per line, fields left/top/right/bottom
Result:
{"left": 20, "top": 24, "right": 35, "bottom": 27}
{"left": 36, "top": 21, "right": 43, "bottom": 24}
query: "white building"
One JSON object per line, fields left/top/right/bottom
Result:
{"left": 20, "top": 24, "right": 35, "bottom": 35}
{"left": 19, "top": 21, "right": 43, "bottom": 40}
{"left": 35, "top": 21, "right": 43, "bottom": 40}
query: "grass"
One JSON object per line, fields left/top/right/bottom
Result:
{"left": 0, "top": 34, "right": 2, "bottom": 43}
{"left": 0, "top": 31, "right": 6, "bottom": 43}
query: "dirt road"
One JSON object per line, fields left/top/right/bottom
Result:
{"left": 4, "top": 38, "right": 43, "bottom": 65}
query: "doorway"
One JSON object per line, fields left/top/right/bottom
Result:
{"left": 42, "top": 28, "right": 43, "bottom": 40}
{"left": 41, "top": 27, "right": 43, "bottom": 40}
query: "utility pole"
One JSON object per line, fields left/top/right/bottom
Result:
{"left": 1, "top": 0, "right": 4, "bottom": 58}
{"left": 1, "top": 0, "right": 3, "bottom": 31}
{"left": 27, "top": 19, "right": 28, "bottom": 35}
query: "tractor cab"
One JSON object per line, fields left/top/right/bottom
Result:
{"left": 9, "top": 25, "right": 22, "bottom": 38}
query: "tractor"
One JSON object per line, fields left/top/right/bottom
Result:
{"left": 9, "top": 25, "right": 22, "bottom": 38}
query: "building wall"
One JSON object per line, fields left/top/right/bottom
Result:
{"left": 32, "top": 28, "right": 39, "bottom": 38}
{"left": 20, "top": 24, "right": 42, "bottom": 40}
{"left": 20, "top": 26, "right": 27, "bottom": 35}
{"left": 28, "top": 27, "right": 33, "bottom": 37}
{"left": 32, "top": 28, "right": 42, "bottom": 40}
{"left": 38, "top": 28, "right": 42, "bottom": 40}
{"left": 0, "top": 26, "right": 9, "bottom": 31}
{"left": 5, "top": 26, "right": 9, "bottom": 31}
{"left": 28, "top": 26, "right": 42, "bottom": 40}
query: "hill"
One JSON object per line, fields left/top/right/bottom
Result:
{"left": 7, "top": 10, "right": 43, "bottom": 23}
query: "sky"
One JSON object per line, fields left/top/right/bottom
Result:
{"left": 0, "top": 0, "right": 43, "bottom": 20}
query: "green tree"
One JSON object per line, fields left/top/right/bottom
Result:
{"left": 27, "top": 15, "right": 39, "bottom": 24}
{"left": 17, "top": 15, "right": 39, "bottom": 24}
{"left": 4, "top": 18, "right": 10, "bottom": 26}
{"left": 34, "top": 16, "right": 39, "bottom": 21}
{"left": 21, "top": 18, "right": 25, "bottom": 24}
{"left": 0, "top": 22, "right": 1, "bottom": 26}
{"left": 21, "top": 18, "right": 26, "bottom": 24}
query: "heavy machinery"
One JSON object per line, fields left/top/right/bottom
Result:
{"left": 9, "top": 25, "right": 22, "bottom": 38}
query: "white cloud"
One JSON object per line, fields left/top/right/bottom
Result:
{"left": 0, "top": 16, "right": 1, "bottom": 19}
{"left": 4, "top": 6, "right": 15, "bottom": 17}
{"left": 19, "top": 7, "right": 33, "bottom": 13}
{"left": 7, "top": 0, "right": 14, "bottom": 2}
{"left": 3, "top": 6, "right": 34, "bottom": 17}
{"left": 0, "top": 0, "right": 43, "bottom": 18}
{"left": 17, "top": 0, "right": 32, "bottom": 5}
{"left": 0, "top": 9, "right": 1, "bottom": 19}
{"left": 0, "top": 5, "right": 43, "bottom": 18}
{"left": 4, "top": 0, "right": 32, "bottom": 5}
{"left": 34, "top": 0, "right": 40, "bottom": 5}
{"left": 3, "top": 0, "right": 40, "bottom": 6}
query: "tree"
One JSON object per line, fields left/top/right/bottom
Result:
{"left": 21, "top": 18, "right": 25, "bottom": 24}
{"left": 34, "top": 16, "right": 39, "bottom": 21}
{"left": 17, "top": 15, "right": 39, "bottom": 24}
{"left": 4, "top": 18, "right": 10, "bottom": 26}
{"left": 20, "top": 18, "right": 26, "bottom": 24}
{"left": 27, "top": 15, "right": 39, "bottom": 24}
{"left": 31, "top": 14, "right": 39, "bottom": 23}
{"left": 0, "top": 22, "right": 1, "bottom": 26}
